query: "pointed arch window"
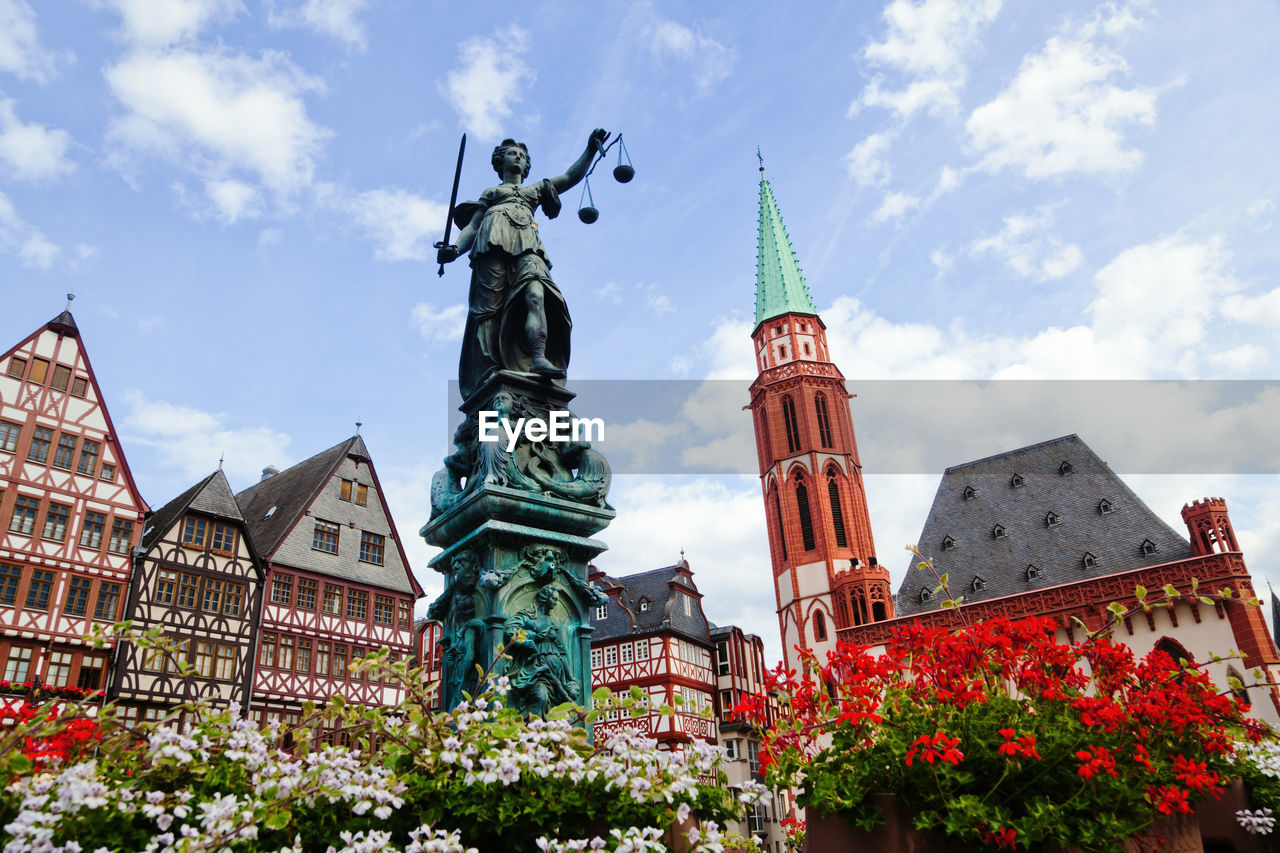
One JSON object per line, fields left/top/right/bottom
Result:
{"left": 992, "top": 524, "right": 1006, "bottom": 539}
{"left": 852, "top": 588, "right": 869, "bottom": 626}
{"left": 794, "top": 471, "right": 816, "bottom": 552}
{"left": 1098, "top": 499, "right": 1114, "bottom": 515}
{"left": 1026, "top": 564, "right": 1041, "bottom": 580}
{"left": 941, "top": 535, "right": 956, "bottom": 551}
{"left": 1010, "top": 474, "right": 1025, "bottom": 488}
{"left": 1141, "top": 539, "right": 1158, "bottom": 556}
{"left": 813, "top": 610, "right": 827, "bottom": 642}
{"left": 814, "top": 393, "right": 833, "bottom": 449}
{"left": 781, "top": 396, "right": 800, "bottom": 453}
{"left": 1045, "top": 512, "right": 1059, "bottom": 527}
{"left": 1082, "top": 552, "right": 1098, "bottom": 569}
{"left": 1226, "top": 665, "right": 1250, "bottom": 703}
{"left": 826, "top": 467, "right": 848, "bottom": 548}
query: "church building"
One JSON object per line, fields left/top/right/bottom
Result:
{"left": 747, "top": 173, "right": 1280, "bottom": 724}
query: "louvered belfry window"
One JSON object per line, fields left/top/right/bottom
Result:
{"left": 815, "top": 393, "right": 833, "bottom": 448}
{"left": 827, "top": 469, "right": 848, "bottom": 548}
{"left": 773, "top": 492, "right": 788, "bottom": 561}
{"left": 795, "top": 473, "right": 816, "bottom": 552}
{"left": 782, "top": 396, "right": 800, "bottom": 453}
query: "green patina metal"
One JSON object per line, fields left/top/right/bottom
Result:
{"left": 754, "top": 172, "right": 817, "bottom": 330}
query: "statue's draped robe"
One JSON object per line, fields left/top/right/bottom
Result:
{"left": 459, "top": 180, "right": 571, "bottom": 399}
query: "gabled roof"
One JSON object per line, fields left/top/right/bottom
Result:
{"left": 143, "top": 469, "right": 244, "bottom": 551}
{"left": 592, "top": 560, "right": 710, "bottom": 644}
{"left": 754, "top": 172, "right": 817, "bottom": 330}
{"left": 234, "top": 435, "right": 421, "bottom": 596}
{"left": 896, "top": 435, "right": 1193, "bottom": 617}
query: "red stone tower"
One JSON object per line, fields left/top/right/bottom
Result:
{"left": 747, "top": 167, "right": 888, "bottom": 670}
{"left": 1181, "top": 496, "right": 1241, "bottom": 556}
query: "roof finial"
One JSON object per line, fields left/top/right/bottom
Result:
{"left": 756, "top": 146, "right": 764, "bottom": 173}
{"left": 218, "top": 452, "right": 224, "bottom": 471}
{"left": 65, "top": 292, "right": 75, "bottom": 311}
{"left": 355, "top": 419, "right": 362, "bottom": 435}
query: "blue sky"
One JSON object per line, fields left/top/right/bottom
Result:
{"left": 3, "top": 0, "right": 1279, "bottom": 663}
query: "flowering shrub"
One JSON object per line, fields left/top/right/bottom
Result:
{"left": 1235, "top": 739, "right": 1280, "bottom": 835}
{"left": 0, "top": 650, "right": 763, "bottom": 852}
{"left": 0, "top": 680, "right": 103, "bottom": 701}
{"left": 738, "top": 613, "right": 1270, "bottom": 852}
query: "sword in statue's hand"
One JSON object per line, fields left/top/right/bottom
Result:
{"left": 435, "top": 133, "right": 466, "bottom": 277}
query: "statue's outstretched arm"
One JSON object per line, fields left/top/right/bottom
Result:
{"left": 548, "top": 129, "right": 609, "bottom": 194}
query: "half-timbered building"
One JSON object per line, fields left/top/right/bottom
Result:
{"left": 111, "top": 469, "right": 264, "bottom": 718}
{"left": 414, "top": 617, "right": 444, "bottom": 710}
{"left": 0, "top": 309, "right": 148, "bottom": 715}
{"left": 588, "top": 558, "right": 717, "bottom": 748}
{"left": 235, "top": 436, "right": 423, "bottom": 729}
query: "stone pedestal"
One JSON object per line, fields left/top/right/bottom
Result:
{"left": 423, "top": 371, "right": 614, "bottom": 715}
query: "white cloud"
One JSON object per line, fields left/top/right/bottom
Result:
{"left": 1208, "top": 345, "right": 1268, "bottom": 373}
{"left": 855, "top": 0, "right": 1002, "bottom": 119}
{"left": 120, "top": 389, "right": 292, "bottom": 485}
{"left": 349, "top": 188, "right": 448, "bottom": 261}
{"left": 268, "top": 0, "right": 369, "bottom": 50}
{"left": 0, "top": 189, "right": 59, "bottom": 268}
{"left": 647, "top": 15, "right": 735, "bottom": 97}
{"left": 100, "top": 0, "right": 242, "bottom": 47}
{"left": 1222, "top": 287, "right": 1280, "bottom": 329}
{"left": 969, "top": 207, "right": 1083, "bottom": 281}
{"left": 204, "top": 178, "right": 262, "bottom": 223}
{"left": 0, "top": 98, "right": 73, "bottom": 180}
{"left": 966, "top": 5, "right": 1158, "bottom": 178}
{"left": 105, "top": 47, "right": 329, "bottom": 199}
{"left": 411, "top": 302, "right": 466, "bottom": 345}
{"left": 871, "top": 191, "right": 919, "bottom": 223}
{"left": 0, "top": 0, "right": 58, "bottom": 81}
{"left": 441, "top": 27, "right": 533, "bottom": 141}
{"left": 846, "top": 132, "right": 893, "bottom": 186}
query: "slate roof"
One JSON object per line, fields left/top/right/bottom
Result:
{"left": 233, "top": 435, "right": 418, "bottom": 594}
{"left": 48, "top": 310, "right": 78, "bottom": 335}
{"left": 592, "top": 561, "right": 711, "bottom": 645}
{"left": 895, "top": 434, "right": 1193, "bottom": 617}
{"left": 235, "top": 437, "right": 365, "bottom": 557}
{"left": 142, "top": 469, "right": 244, "bottom": 551}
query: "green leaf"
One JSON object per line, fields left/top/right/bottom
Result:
{"left": 1163, "top": 584, "right": 1179, "bottom": 599}
{"left": 265, "top": 809, "right": 291, "bottom": 831}
{"left": 1107, "top": 601, "right": 1127, "bottom": 618}
{"left": 1134, "top": 585, "right": 1147, "bottom": 601}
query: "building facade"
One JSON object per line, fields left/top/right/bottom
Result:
{"left": 235, "top": 436, "right": 423, "bottom": 729}
{"left": 0, "top": 310, "right": 148, "bottom": 715}
{"left": 111, "top": 469, "right": 265, "bottom": 720}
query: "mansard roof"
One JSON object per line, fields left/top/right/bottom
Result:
{"left": 143, "top": 469, "right": 244, "bottom": 551}
{"left": 895, "top": 434, "right": 1193, "bottom": 617}
{"left": 592, "top": 560, "right": 710, "bottom": 645}
{"left": 234, "top": 435, "right": 421, "bottom": 595}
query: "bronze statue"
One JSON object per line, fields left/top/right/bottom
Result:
{"left": 503, "top": 585, "right": 578, "bottom": 717}
{"left": 436, "top": 130, "right": 610, "bottom": 399}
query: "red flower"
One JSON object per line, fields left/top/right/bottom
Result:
{"left": 1075, "top": 745, "right": 1118, "bottom": 781}
{"left": 1147, "top": 785, "right": 1192, "bottom": 815}
{"left": 906, "top": 731, "right": 964, "bottom": 767}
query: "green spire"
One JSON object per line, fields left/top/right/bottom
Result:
{"left": 755, "top": 171, "right": 817, "bottom": 329}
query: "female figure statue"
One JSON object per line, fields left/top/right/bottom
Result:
{"left": 437, "top": 129, "right": 609, "bottom": 400}
{"left": 503, "top": 585, "right": 579, "bottom": 716}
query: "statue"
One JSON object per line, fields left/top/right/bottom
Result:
{"left": 503, "top": 585, "right": 578, "bottom": 717}
{"left": 436, "top": 129, "right": 610, "bottom": 400}
{"left": 428, "top": 550, "right": 484, "bottom": 705}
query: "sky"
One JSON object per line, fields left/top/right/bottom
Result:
{"left": 2, "top": 0, "right": 1280, "bottom": 665}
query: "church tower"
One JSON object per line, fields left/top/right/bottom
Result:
{"left": 747, "top": 166, "right": 888, "bottom": 670}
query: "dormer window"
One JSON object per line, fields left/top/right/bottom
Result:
{"left": 639, "top": 598, "right": 650, "bottom": 612}
{"left": 962, "top": 486, "right": 977, "bottom": 500}
{"left": 1010, "top": 474, "right": 1024, "bottom": 488}
{"left": 1141, "top": 539, "right": 1158, "bottom": 556}
{"left": 941, "top": 535, "right": 956, "bottom": 551}
{"left": 1026, "top": 564, "right": 1041, "bottom": 580}
{"left": 992, "top": 524, "right": 1006, "bottom": 539}
{"left": 1098, "top": 499, "right": 1114, "bottom": 515}
{"left": 1059, "top": 461, "right": 1073, "bottom": 476}
{"left": 971, "top": 576, "right": 986, "bottom": 592}
{"left": 1045, "top": 512, "right": 1059, "bottom": 527}
{"left": 919, "top": 587, "right": 933, "bottom": 602}
{"left": 1082, "top": 552, "right": 1098, "bottom": 569}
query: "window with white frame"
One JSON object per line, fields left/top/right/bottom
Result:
{"left": 635, "top": 641, "right": 649, "bottom": 661}
{"left": 590, "top": 648, "right": 602, "bottom": 669}
{"left": 594, "top": 603, "right": 607, "bottom": 620}
{"left": 604, "top": 645, "right": 617, "bottom": 666}
{"left": 620, "top": 643, "right": 632, "bottom": 664}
